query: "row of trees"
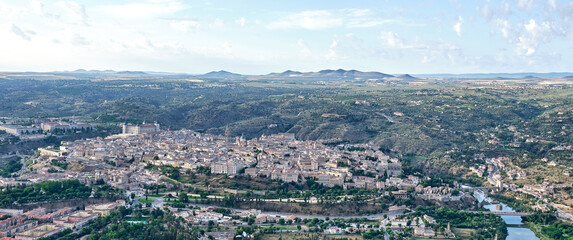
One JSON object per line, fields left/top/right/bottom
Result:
{"left": 0, "top": 180, "right": 91, "bottom": 206}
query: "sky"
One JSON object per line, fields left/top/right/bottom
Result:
{"left": 0, "top": 0, "right": 572, "bottom": 75}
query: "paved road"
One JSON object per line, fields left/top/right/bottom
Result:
{"left": 550, "top": 203, "right": 573, "bottom": 221}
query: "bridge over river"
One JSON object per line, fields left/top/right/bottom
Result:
{"left": 464, "top": 210, "right": 533, "bottom": 216}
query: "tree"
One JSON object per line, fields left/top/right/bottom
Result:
{"left": 178, "top": 192, "right": 188, "bottom": 203}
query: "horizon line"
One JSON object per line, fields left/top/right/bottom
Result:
{"left": 1, "top": 69, "right": 573, "bottom": 77}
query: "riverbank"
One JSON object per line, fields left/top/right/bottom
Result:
{"left": 489, "top": 191, "right": 534, "bottom": 212}
{"left": 521, "top": 213, "right": 573, "bottom": 239}
{"left": 525, "top": 222, "right": 553, "bottom": 240}
{"left": 474, "top": 190, "right": 540, "bottom": 240}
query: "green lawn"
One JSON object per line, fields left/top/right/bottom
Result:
{"left": 138, "top": 198, "right": 155, "bottom": 204}
{"left": 452, "top": 228, "right": 476, "bottom": 239}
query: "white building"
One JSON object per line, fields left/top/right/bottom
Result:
{"left": 122, "top": 122, "right": 160, "bottom": 135}
{"left": 0, "top": 124, "right": 41, "bottom": 136}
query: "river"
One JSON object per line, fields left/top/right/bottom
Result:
{"left": 473, "top": 190, "right": 539, "bottom": 240}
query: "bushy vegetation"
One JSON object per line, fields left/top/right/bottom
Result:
{"left": 0, "top": 158, "right": 22, "bottom": 177}
{"left": 412, "top": 206, "right": 508, "bottom": 239}
{"left": 0, "top": 180, "right": 91, "bottom": 206}
{"left": 490, "top": 192, "right": 535, "bottom": 212}
{"left": 39, "top": 208, "right": 200, "bottom": 240}
{"left": 523, "top": 213, "right": 573, "bottom": 239}
{"left": 86, "top": 208, "right": 200, "bottom": 240}
{"left": 93, "top": 184, "right": 125, "bottom": 199}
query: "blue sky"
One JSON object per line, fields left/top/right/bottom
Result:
{"left": 1, "top": 0, "right": 572, "bottom": 74}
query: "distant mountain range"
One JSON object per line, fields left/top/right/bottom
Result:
{"left": 2, "top": 69, "right": 573, "bottom": 80}
{"left": 265, "top": 69, "right": 395, "bottom": 79}
{"left": 195, "top": 69, "right": 573, "bottom": 80}
{"left": 200, "top": 70, "right": 244, "bottom": 79}
{"left": 414, "top": 72, "right": 573, "bottom": 79}
{"left": 395, "top": 74, "right": 418, "bottom": 80}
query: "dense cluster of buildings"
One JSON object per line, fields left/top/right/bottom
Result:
{"left": 469, "top": 155, "right": 568, "bottom": 201}
{"left": 36, "top": 128, "right": 406, "bottom": 191}
{"left": 2, "top": 128, "right": 469, "bottom": 206}
{"left": 0, "top": 126, "right": 470, "bottom": 226}
{"left": 0, "top": 200, "right": 124, "bottom": 240}
{"left": 0, "top": 125, "right": 485, "bottom": 239}
{"left": 0, "top": 127, "right": 468, "bottom": 239}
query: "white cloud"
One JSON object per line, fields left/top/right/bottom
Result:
{"left": 170, "top": 20, "right": 199, "bottom": 32}
{"left": 453, "top": 16, "right": 463, "bottom": 37}
{"left": 297, "top": 39, "right": 312, "bottom": 57}
{"left": 27, "top": 1, "right": 61, "bottom": 20}
{"left": 0, "top": 2, "right": 28, "bottom": 18}
{"left": 56, "top": 1, "right": 88, "bottom": 25}
{"left": 104, "top": 1, "right": 187, "bottom": 19}
{"left": 209, "top": 18, "right": 225, "bottom": 28}
{"left": 381, "top": 31, "right": 398, "bottom": 47}
{"left": 344, "top": 9, "right": 393, "bottom": 28}
{"left": 235, "top": 17, "right": 246, "bottom": 27}
{"left": 267, "top": 10, "right": 342, "bottom": 30}
{"left": 494, "top": 18, "right": 558, "bottom": 56}
{"left": 548, "top": 0, "right": 557, "bottom": 9}
{"left": 51, "top": 29, "right": 91, "bottom": 46}
{"left": 346, "top": 8, "right": 370, "bottom": 17}
{"left": 223, "top": 42, "right": 232, "bottom": 55}
{"left": 494, "top": 19, "right": 515, "bottom": 39}
{"left": 347, "top": 19, "right": 392, "bottom": 28}
{"left": 477, "top": 2, "right": 511, "bottom": 21}
{"left": 29, "top": 1, "right": 45, "bottom": 15}
{"left": 380, "top": 31, "right": 411, "bottom": 48}
{"left": 516, "top": 0, "right": 534, "bottom": 10}
{"left": 325, "top": 40, "right": 338, "bottom": 60}
{"left": 267, "top": 9, "right": 391, "bottom": 30}
{"left": 516, "top": 19, "right": 554, "bottom": 56}
{"left": 71, "top": 34, "right": 89, "bottom": 46}
{"left": 131, "top": 37, "right": 156, "bottom": 52}
{"left": 378, "top": 31, "right": 469, "bottom": 65}
{"left": 524, "top": 19, "right": 549, "bottom": 37}
{"left": 10, "top": 24, "right": 33, "bottom": 41}
{"left": 480, "top": 1, "right": 571, "bottom": 58}
{"left": 478, "top": 3, "right": 492, "bottom": 21}
{"left": 1, "top": 1, "right": 572, "bottom": 74}
{"left": 421, "top": 55, "right": 432, "bottom": 63}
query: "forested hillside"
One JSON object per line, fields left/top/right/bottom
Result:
{"left": 1, "top": 74, "right": 571, "bottom": 170}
